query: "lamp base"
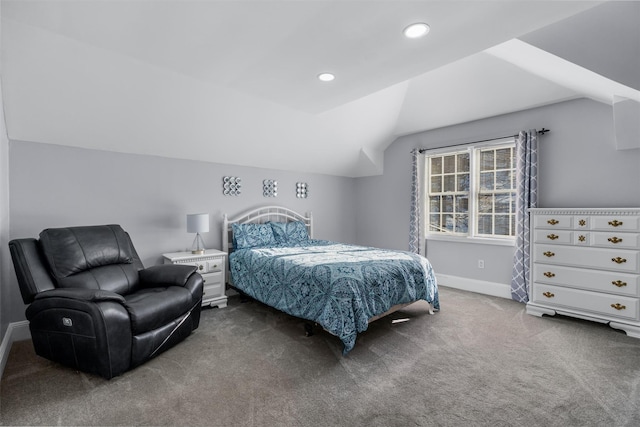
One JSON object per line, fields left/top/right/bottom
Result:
{"left": 191, "top": 233, "right": 206, "bottom": 255}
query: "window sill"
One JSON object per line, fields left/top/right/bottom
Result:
{"left": 425, "top": 234, "right": 515, "bottom": 247}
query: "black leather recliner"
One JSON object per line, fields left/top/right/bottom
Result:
{"left": 9, "top": 224, "right": 204, "bottom": 379}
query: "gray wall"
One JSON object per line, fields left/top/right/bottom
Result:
{"left": 354, "top": 97, "right": 640, "bottom": 286}
{"left": 5, "top": 141, "right": 356, "bottom": 325}
{"left": 5, "top": 97, "right": 640, "bottom": 329}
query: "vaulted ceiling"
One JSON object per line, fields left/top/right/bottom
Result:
{"left": 2, "top": 1, "right": 639, "bottom": 177}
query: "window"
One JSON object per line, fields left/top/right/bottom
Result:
{"left": 425, "top": 139, "right": 516, "bottom": 240}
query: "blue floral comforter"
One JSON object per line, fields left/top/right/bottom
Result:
{"left": 229, "top": 240, "right": 439, "bottom": 354}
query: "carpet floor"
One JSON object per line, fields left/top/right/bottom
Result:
{"left": 2, "top": 286, "right": 640, "bottom": 426}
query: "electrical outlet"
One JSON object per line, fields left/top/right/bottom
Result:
{"left": 478, "top": 260, "right": 485, "bottom": 269}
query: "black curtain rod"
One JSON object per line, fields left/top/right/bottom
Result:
{"left": 418, "top": 128, "right": 549, "bottom": 153}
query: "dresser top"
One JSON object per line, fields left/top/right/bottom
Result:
{"left": 529, "top": 207, "right": 640, "bottom": 215}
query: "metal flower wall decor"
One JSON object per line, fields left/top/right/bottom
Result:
{"left": 222, "top": 176, "right": 242, "bottom": 196}
{"left": 296, "top": 182, "right": 308, "bottom": 198}
{"left": 263, "top": 179, "right": 278, "bottom": 197}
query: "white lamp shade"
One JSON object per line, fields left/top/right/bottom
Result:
{"left": 186, "top": 213, "right": 209, "bottom": 233}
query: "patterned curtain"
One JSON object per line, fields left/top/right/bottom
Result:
{"left": 409, "top": 149, "right": 426, "bottom": 255}
{"left": 511, "top": 130, "right": 538, "bottom": 302}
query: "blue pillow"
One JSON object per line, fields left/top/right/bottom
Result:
{"left": 232, "top": 223, "right": 277, "bottom": 249}
{"left": 270, "top": 221, "right": 310, "bottom": 245}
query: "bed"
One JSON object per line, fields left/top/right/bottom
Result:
{"left": 222, "top": 206, "right": 439, "bottom": 354}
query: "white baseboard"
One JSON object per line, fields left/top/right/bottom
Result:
{"left": 436, "top": 274, "right": 512, "bottom": 300}
{"left": 0, "top": 321, "right": 30, "bottom": 379}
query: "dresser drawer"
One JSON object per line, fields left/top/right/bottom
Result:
{"left": 532, "top": 284, "right": 639, "bottom": 320}
{"left": 591, "top": 216, "right": 640, "bottom": 232}
{"left": 534, "top": 244, "right": 639, "bottom": 273}
{"left": 534, "top": 215, "right": 573, "bottom": 229}
{"left": 534, "top": 230, "right": 572, "bottom": 245}
{"left": 572, "top": 232, "right": 640, "bottom": 249}
{"left": 533, "top": 264, "right": 640, "bottom": 297}
{"left": 591, "top": 232, "right": 640, "bottom": 249}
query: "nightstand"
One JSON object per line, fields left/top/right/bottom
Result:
{"left": 163, "top": 249, "right": 228, "bottom": 309}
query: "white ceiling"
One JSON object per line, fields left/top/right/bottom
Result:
{"left": 2, "top": 0, "right": 638, "bottom": 177}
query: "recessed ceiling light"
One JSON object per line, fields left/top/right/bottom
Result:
{"left": 318, "top": 73, "right": 335, "bottom": 82}
{"left": 403, "top": 22, "right": 430, "bottom": 39}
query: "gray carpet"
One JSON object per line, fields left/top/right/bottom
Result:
{"left": 2, "top": 286, "right": 640, "bottom": 426}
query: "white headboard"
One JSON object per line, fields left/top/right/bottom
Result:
{"left": 222, "top": 205, "right": 313, "bottom": 255}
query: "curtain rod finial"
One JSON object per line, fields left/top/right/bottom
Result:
{"left": 539, "top": 128, "right": 550, "bottom": 135}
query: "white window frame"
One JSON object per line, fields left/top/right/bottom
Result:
{"left": 423, "top": 137, "right": 516, "bottom": 247}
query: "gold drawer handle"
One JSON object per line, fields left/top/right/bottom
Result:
{"left": 612, "top": 257, "right": 627, "bottom": 264}
{"left": 547, "top": 234, "right": 559, "bottom": 240}
{"left": 608, "top": 220, "right": 623, "bottom": 227}
{"left": 611, "top": 303, "right": 626, "bottom": 311}
{"left": 547, "top": 219, "right": 559, "bottom": 225}
{"left": 612, "top": 280, "right": 627, "bottom": 288}
{"left": 608, "top": 237, "right": 623, "bottom": 244}
{"left": 578, "top": 219, "right": 586, "bottom": 226}
{"left": 542, "top": 292, "right": 555, "bottom": 298}
{"left": 543, "top": 272, "right": 555, "bottom": 278}
{"left": 543, "top": 251, "right": 555, "bottom": 257}
{"left": 578, "top": 235, "right": 586, "bottom": 242}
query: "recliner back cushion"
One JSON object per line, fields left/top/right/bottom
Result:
{"left": 39, "top": 225, "right": 140, "bottom": 294}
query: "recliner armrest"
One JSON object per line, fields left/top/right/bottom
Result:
{"left": 9, "top": 238, "right": 57, "bottom": 304}
{"left": 33, "top": 288, "right": 126, "bottom": 304}
{"left": 139, "top": 264, "right": 198, "bottom": 288}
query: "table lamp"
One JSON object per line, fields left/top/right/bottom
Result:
{"left": 187, "top": 213, "right": 209, "bottom": 254}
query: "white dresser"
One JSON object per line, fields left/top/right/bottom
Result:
{"left": 527, "top": 208, "right": 640, "bottom": 338}
{"left": 163, "top": 249, "right": 228, "bottom": 309}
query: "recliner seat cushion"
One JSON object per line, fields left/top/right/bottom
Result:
{"left": 124, "top": 286, "right": 194, "bottom": 335}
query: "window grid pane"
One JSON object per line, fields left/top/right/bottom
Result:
{"left": 426, "top": 151, "right": 470, "bottom": 235}
{"left": 476, "top": 146, "right": 516, "bottom": 237}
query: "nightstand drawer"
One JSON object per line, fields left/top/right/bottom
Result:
{"left": 201, "top": 271, "right": 223, "bottom": 286}
{"left": 205, "top": 258, "right": 224, "bottom": 272}
{"left": 203, "top": 281, "right": 224, "bottom": 299}
{"left": 179, "top": 260, "right": 223, "bottom": 274}
{"left": 533, "top": 284, "right": 639, "bottom": 321}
